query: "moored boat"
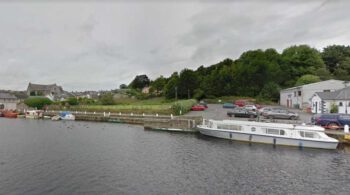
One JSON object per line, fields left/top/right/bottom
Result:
{"left": 197, "top": 119, "right": 339, "bottom": 150}
{"left": 25, "top": 110, "right": 44, "bottom": 119}
{"left": 3, "top": 110, "right": 18, "bottom": 118}
{"left": 59, "top": 112, "right": 75, "bottom": 120}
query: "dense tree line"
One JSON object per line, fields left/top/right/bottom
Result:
{"left": 128, "top": 44, "right": 350, "bottom": 101}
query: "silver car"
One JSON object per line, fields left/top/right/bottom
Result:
{"left": 263, "top": 108, "right": 299, "bottom": 120}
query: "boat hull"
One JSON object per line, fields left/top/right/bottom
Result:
{"left": 197, "top": 126, "right": 338, "bottom": 150}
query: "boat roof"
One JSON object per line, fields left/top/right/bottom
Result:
{"left": 214, "top": 120, "right": 325, "bottom": 131}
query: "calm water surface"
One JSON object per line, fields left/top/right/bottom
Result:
{"left": 0, "top": 118, "right": 349, "bottom": 195}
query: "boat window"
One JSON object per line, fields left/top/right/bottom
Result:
{"left": 280, "top": 130, "right": 285, "bottom": 136}
{"left": 299, "top": 131, "right": 319, "bottom": 139}
{"left": 251, "top": 127, "right": 256, "bottom": 132}
{"left": 266, "top": 128, "right": 280, "bottom": 135}
{"left": 0, "top": 104, "right": 4, "bottom": 109}
{"left": 217, "top": 124, "right": 242, "bottom": 131}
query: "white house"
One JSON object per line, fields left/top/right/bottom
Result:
{"left": 311, "top": 87, "right": 350, "bottom": 114}
{"left": 0, "top": 92, "right": 19, "bottom": 110}
{"left": 280, "top": 80, "right": 345, "bottom": 110}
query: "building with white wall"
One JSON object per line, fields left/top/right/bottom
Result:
{"left": 311, "top": 87, "right": 350, "bottom": 114}
{"left": 280, "top": 80, "right": 345, "bottom": 110}
{"left": 0, "top": 92, "right": 19, "bottom": 110}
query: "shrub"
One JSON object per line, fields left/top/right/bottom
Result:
{"left": 330, "top": 103, "right": 338, "bottom": 113}
{"left": 171, "top": 99, "right": 197, "bottom": 115}
{"left": 24, "top": 97, "right": 52, "bottom": 109}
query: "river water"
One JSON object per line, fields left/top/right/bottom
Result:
{"left": 0, "top": 118, "right": 349, "bottom": 195}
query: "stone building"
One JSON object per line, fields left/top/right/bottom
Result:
{"left": 0, "top": 92, "right": 19, "bottom": 110}
{"left": 26, "top": 83, "right": 64, "bottom": 100}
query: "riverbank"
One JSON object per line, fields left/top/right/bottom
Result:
{"left": 44, "top": 111, "right": 202, "bottom": 132}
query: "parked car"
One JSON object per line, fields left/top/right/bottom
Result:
{"left": 227, "top": 107, "right": 257, "bottom": 118}
{"left": 191, "top": 105, "right": 206, "bottom": 111}
{"left": 258, "top": 106, "right": 281, "bottom": 115}
{"left": 243, "top": 105, "right": 257, "bottom": 111}
{"left": 199, "top": 101, "right": 208, "bottom": 108}
{"left": 223, "top": 102, "right": 236, "bottom": 109}
{"left": 314, "top": 114, "right": 350, "bottom": 129}
{"left": 263, "top": 108, "right": 299, "bottom": 120}
{"left": 234, "top": 99, "right": 247, "bottom": 107}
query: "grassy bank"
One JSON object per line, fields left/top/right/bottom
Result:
{"left": 49, "top": 98, "right": 197, "bottom": 115}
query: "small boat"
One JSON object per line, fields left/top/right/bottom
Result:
{"left": 197, "top": 119, "right": 339, "bottom": 150}
{"left": 25, "top": 110, "right": 44, "bottom": 119}
{"left": 3, "top": 110, "right": 18, "bottom": 118}
{"left": 51, "top": 115, "right": 61, "bottom": 121}
{"left": 59, "top": 112, "right": 75, "bottom": 120}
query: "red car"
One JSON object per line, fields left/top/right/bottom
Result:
{"left": 191, "top": 105, "right": 206, "bottom": 111}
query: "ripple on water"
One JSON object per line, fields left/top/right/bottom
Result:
{"left": 0, "top": 118, "right": 349, "bottom": 195}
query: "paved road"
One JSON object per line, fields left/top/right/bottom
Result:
{"left": 185, "top": 104, "right": 313, "bottom": 124}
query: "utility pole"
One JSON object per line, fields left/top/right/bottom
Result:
{"left": 188, "top": 89, "right": 190, "bottom": 99}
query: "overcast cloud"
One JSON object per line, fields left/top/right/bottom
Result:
{"left": 0, "top": 0, "right": 350, "bottom": 91}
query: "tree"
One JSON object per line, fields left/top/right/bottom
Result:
{"left": 119, "top": 84, "right": 128, "bottom": 89}
{"left": 259, "top": 82, "right": 281, "bottom": 101}
{"left": 281, "top": 45, "right": 325, "bottom": 87}
{"left": 150, "top": 76, "right": 167, "bottom": 95}
{"left": 295, "top": 74, "right": 321, "bottom": 86}
{"left": 129, "top": 75, "right": 150, "bottom": 89}
{"left": 99, "top": 93, "right": 115, "bottom": 105}
{"left": 177, "top": 69, "right": 199, "bottom": 99}
{"left": 24, "top": 97, "right": 52, "bottom": 109}
{"left": 322, "top": 45, "right": 350, "bottom": 73}
{"left": 334, "top": 57, "right": 350, "bottom": 80}
{"left": 163, "top": 72, "right": 179, "bottom": 99}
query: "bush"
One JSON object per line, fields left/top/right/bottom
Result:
{"left": 67, "top": 97, "right": 79, "bottom": 105}
{"left": 171, "top": 99, "right": 197, "bottom": 115}
{"left": 330, "top": 103, "right": 338, "bottom": 113}
{"left": 24, "top": 97, "right": 52, "bottom": 109}
{"left": 100, "top": 93, "right": 115, "bottom": 105}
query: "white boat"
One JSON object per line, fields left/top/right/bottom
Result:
{"left": 25, "top": 110, "right": 44, "bottom": 119}
{"left": 51, "top": 115, "right": 61, "bottom": 121}
{"left": 59, "top": 112, "right": 75, "bottom": 120}
{"left": 197, "top": 119, "right": 339, "bottom": 150}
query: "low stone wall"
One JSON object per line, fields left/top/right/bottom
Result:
{"left": 44, "top": 111, "right": 202, "bottom": 131}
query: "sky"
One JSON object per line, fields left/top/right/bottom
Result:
{"left": 1, "top": 0, "right": 350, "bottom": 91}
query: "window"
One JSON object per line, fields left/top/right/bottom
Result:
{"left": 0, "top": 104, "right": 4, "bottom": 109}
{"left": 298, "top": 91, "right": 302, "bottom": 96}
{"left": 280, "top": 130, "right": 285, "bottom": 136}
{"left": 294, "top": 91, "right": 297, "bottom": 97}
{"left": 299, "top": 131, "right": 320, "bottom": 139}
{"left": 266, "top": 129, "right": 280, "bottom": 135}
{"left": 339, "top": 102, "right": 343, "bottom": 106}
{"left": 217, "top": 124, "right": 242, "bottom": 131}
{"left": 323, "top": 90, "right": 330, "bottom": 92}
{"left": 251, "top": 127, "right": 256, "bottom": 132}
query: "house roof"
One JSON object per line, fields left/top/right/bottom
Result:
{"left": 0, "top": 92, "right": 18, "bottom": 100}
{"left": 27, "top": 83, "right": 59, "bottom": 91}
{"left": 281, "top": 79, "right": 344, "bottom": 92}
{"left": 316, "top": 86, "right": 350, "bottom": 100}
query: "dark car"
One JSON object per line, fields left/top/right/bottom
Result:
{"left": 314, "top": 114, "right": 350, "bottom": 129}
{"left": 227, "top": 107, "right": 257, "bottom": 118}
{"left": 223, "top": 103, "right": 236, "bottom": 109}
{"left": 263, "top": 108, "right": 299, "bottom": 120}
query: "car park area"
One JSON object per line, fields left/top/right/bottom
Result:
{"left": 186, "top": 104, "right": 312, "bottom": 123}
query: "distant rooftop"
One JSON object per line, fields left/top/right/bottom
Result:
{"left": 0, "top": 92, "right": 18, "bottom": 100}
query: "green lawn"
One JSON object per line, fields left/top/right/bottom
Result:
{"left": 50, "top": 98, "right": 196, "bottom": 115}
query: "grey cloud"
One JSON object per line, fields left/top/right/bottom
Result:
{"left": 0, "top": 1, "right": 350, "bottom": 91}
